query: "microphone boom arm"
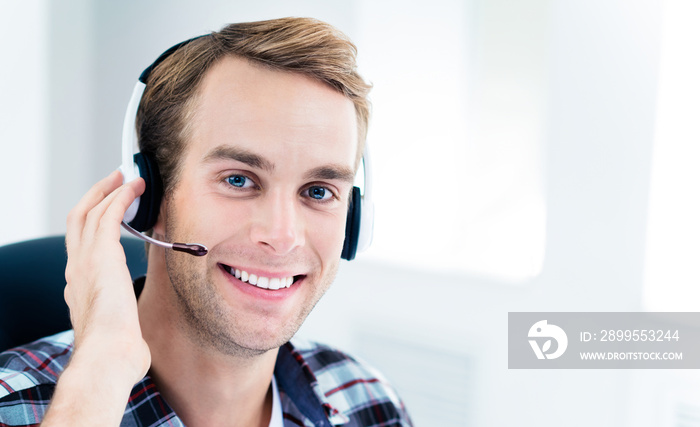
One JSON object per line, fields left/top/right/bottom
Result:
{"left": 120, "top": 221, "right": 208, "bottom": 256}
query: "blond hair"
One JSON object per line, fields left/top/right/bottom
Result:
{"left": 137, "top": 17, "right": 372, "bottom": 194}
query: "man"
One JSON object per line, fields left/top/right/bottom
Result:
{"left": 0, "top": 18, "right": 411, "bottom": 426}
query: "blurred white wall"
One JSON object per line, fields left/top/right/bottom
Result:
{"left": 0, "top": 1, "right": 49, "bottom": 244}
{"left": 3, "top": 0, "right": 699, "bottom": 426}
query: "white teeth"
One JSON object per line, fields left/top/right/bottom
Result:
{"left": 227, "top": 266, "right": 295, "bottom": 290}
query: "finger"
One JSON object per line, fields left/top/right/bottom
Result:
{"left": 64, "top": 178, "right": 145, "bottom": 304}
{"left": 66, "top": 170, "right": 123, "bottom": 251}
{"left": 99, "top": 178, "right": 146, "bottom": 241}
{"left": 82, "top": 178, "right": 146, "bottom": 245}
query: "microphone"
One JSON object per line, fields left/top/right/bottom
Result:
{"left": 121, "top": 221, "right": 208, "bottom": 256}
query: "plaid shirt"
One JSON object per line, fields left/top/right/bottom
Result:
{"left": 0, "top": 331, "right": 411, "bottom": 426}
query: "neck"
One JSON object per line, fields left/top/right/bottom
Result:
{"left": 138, "top": 245, "right": 277, "bottom": 427}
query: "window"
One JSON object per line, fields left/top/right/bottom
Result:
{"left": 643, "top": 0, "right": 700, "bottom": 310}
{"left": 355, "top": 0, "right": 549, "bottom": 282}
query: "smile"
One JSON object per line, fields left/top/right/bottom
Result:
{"left": 220, "top": 264, "right": 300, "bottom": 290}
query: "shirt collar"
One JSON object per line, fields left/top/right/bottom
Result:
{"left": 274, "top": 342, "right": 349, "bottom": 426}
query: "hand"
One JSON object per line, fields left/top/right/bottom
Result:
{"left": 63, "top": 169, "right": 150, "bottom": 385}
{"left": 43, "top": 171, "right": 150, "bottom": 426}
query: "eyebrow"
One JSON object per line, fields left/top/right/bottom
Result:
{"left": 304, "top": 165, "right": 356, "bottom": 184}
{"left": 202, "top": 145, "right": 274, "bottom": 172}
{"left": 203, "top": 144, "right": 356, "bottom": 183}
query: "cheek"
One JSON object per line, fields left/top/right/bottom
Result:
{"left": 167, "top": 189, "right": 243, "bottom": 242}
{"left": 197, "top": 197, "right": 252, "bottom": 239}
{"left": 308, "top": 211, "right": 348, "bottom": 258}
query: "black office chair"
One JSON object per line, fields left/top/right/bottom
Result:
{"left": 0, "top": 235, "right": 148, "bottom": 351}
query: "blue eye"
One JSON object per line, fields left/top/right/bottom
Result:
{"left": 226, "top": 175, "right": 252, "bottom": 188}
{"left": 307, "top": 186, "right": 332, "bottom": 200}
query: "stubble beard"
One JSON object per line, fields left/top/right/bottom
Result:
{"left": 163, "top": 217, "right": 338, "bottom": 359}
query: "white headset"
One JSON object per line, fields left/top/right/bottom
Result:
{"left": 119, "top": 36, "right": 374, "bottom": 260}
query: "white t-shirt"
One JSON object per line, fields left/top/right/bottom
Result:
{"left": 268, "top": 376, "right": 283, "bottom": 427}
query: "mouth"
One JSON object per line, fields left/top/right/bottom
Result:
{"left": 219, "top": 264, "right": 303, "bottom": 290}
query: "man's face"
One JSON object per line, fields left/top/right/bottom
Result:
{"left": 159, "top": 56, "right": 358, "bottom": 356}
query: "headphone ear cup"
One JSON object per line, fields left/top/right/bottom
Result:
{"left": 341, "top": 186, "right": 362, "bottom": 261}
{"left": 128, "top": 152, "right": 163, "bottom": 232}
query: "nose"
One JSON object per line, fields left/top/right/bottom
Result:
{"left": 249, "top": 191, "right": 305, "bottom": 255}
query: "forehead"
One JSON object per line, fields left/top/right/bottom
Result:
{"left": 185, "top": 55, "right": 358, "bottom": 169}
